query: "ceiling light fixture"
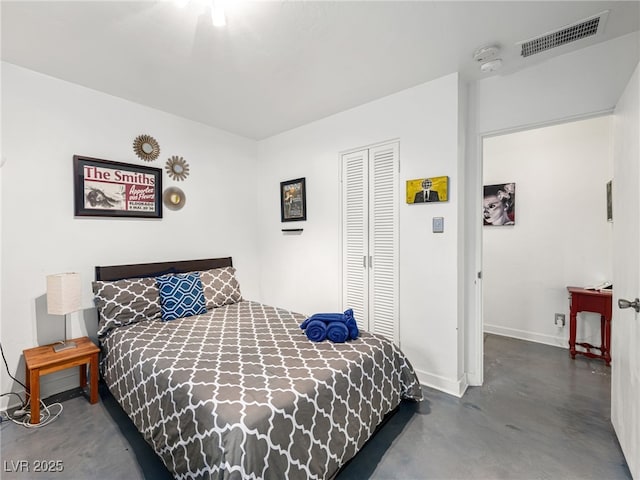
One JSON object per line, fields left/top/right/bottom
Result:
{"left": 175, "top": 0, "right": 226, "bottom": 27}
{"left": 211, "top": 1, "right": 226, "bottom": 27}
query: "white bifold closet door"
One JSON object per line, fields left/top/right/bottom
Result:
{"left": 342, "top": 141, "right": 399, "bottom": 344}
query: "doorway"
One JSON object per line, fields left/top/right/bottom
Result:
{"left": 481, "top": 115, "right": 614, "bottom": 350}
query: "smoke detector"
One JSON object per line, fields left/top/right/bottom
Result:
{"left": 472, "top": 45, "right": 500, "bottom": 62}
{"left": 472, "top": 44, "right": 503, "bottom": 73}
{"left": 480, "top": 59, "right": 503, "bottom": 73}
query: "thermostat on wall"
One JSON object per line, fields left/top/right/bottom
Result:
{"left": 433, "top": 217, "right": 444, "bottom": 233}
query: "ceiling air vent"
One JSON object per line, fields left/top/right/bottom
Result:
{"left": 518, "top": 10, "right": 609, "bottom": 58}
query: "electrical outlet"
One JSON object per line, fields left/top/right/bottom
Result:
{"left": 554, "top": 313, "right": 565, "bottom": 327}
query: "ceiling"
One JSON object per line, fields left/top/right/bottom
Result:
{"left": 2, "top": 1, "right": 639, "bottom": 140}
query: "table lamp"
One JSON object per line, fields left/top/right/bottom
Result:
{"left": 46, "top": 272, "right": 81, "bottom": 353}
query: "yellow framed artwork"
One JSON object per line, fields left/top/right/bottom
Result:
{"left": 406, "top": 176, "right": 448, "bottom": 204}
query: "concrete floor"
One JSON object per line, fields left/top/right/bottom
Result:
{"left": 0, "top": 334, "right": 630, "bottom": 479}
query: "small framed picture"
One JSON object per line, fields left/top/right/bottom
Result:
{"left": 73, "top": 155, "right": 163, "bottom": 218}
{"left": 483, "top": 183, "right": 515, "bottom": 226}
{"left": 280, "top": 177, "right": 306, "bottom": 222}
{"left": 406, "top": 176, "right": 449, "bottom": 203}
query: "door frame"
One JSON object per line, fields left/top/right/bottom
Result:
{"left": 469, "top": 110, "right": 614, "bottom": 387}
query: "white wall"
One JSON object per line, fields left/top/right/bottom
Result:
{"left": 464, "top": 31, "right": 640, "bottom": 384}
{"left": 0, "top": 63, "right": 261, "bottom": 408}
{"left": 0, "top": 61, "right": 4, "bottom": 400}
{"left": 257, "top": 73, "right": 466, "bottom": 396}
{"left": 483, "top": 116, "right": 613, "bottom": 347}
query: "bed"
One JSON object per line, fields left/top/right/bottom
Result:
{"left": 93, "top": 257, "right": 422, "bottom": 480}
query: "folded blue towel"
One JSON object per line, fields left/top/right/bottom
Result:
{"left": 300, "top": 308, "right": 359, "bottom": 342}
{"left": 326, "top": 321, "right": 349, "bottom": 343}
{"left": 304, "top": 319, "right": 327, "bottom": 342}
{"left": 307, "top": 309, "right": 355, "bottom": 325}
{"left": 347, "top": 320, "right": 359, "bottom": 340}
{"left": 343, "top": 308, "right": 359, "bottom": 339}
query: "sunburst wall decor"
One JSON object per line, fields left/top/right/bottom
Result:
{"left": 163, "top": 186, "right": 186, "bottom": 211}
{"left": 165, "top": 156, "right": 190, "bottom": 181}
{"left": 133, "top": 134, "right": 160, "bottom": 161}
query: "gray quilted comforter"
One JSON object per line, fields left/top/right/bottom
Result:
{"left": 101, "top": 301, "right": 422, "bottom": 479}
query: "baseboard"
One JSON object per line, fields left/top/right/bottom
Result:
{"left": 415, "top": 368, "right": 468, "bottom": 398}
{"left": 466, "top": 371, "right": 482, "bottom": 387}
{"left": 457, "top": 373, "right": 469, "bottom": 397}
{"left": 0, "top": 370, "right": 80, "bottom": 412}
{"left": 484, "top": 324, "right": 568, "bottom": 349}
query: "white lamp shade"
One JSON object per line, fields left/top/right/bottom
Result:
{"left": 47, "top": 273, "right": 81, "bottom": 315}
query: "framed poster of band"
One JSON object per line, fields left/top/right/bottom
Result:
{"left": 73, "top": 155, "right": 163, "bottom": 218}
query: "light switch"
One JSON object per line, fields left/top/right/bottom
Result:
{"left": 433, "top": 217, "right": 444, "bottom": 233}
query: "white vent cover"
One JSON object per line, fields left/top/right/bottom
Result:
{"left": 518, "top": 10, "right": 609, "bottom": 58}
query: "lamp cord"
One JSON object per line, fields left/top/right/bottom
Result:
{"left": 0, "top": 341, "right": 27, "bottom": 391}
{"left": 0, "top": 341, "right": 64, "bottom": 428}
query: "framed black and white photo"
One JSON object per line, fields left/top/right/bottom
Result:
{"left": 483, "top": 183, "right": 515, "bottom": 226}
{"left": 73, "top": 155, "right": 163, "bottom": 218}
{"left": 280, "top": 177, "right": 306, "bottom": 222}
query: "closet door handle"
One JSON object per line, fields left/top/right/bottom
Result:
{"left": 369, "top": 256, "right": 373, "bottom": 268}
{"left": 363, "top": 256, "right": 367, "bottom": 268}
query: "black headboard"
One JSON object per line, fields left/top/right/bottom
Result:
{"left": 95, "top": 257, "right": 233, "bottom": 281}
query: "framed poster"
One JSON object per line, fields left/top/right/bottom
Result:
{"left": 406, "top": 176, "right": 448, "bottom": 203}
{"left": 483, "top": 182, "right": 515, "bottom": 226}
{"left": 280, "top": 177, "right": 306, "bottom": 222}
{"left": 73, "top": 155, "right": 163, "bottom": 218}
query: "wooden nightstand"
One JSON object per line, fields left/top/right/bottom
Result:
{"left": 23, "top": 336, "right": 100, "bottom": 424}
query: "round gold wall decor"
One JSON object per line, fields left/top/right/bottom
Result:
{"left": 165, "top": 156, "right": 190, "bottom": 181}
{"left": 133, "top": 134, "right": 160, "bottom": 161}
{"left": 163, "top": 186, "right": 186, "bottom": 211}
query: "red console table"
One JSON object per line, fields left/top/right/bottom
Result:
{"left": 567, "top": 287, "right": 613, "bottom": 365}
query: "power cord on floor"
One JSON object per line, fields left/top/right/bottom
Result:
{"left": 2, "top": 397, "right": 64, "bottom": 428}
{"left": 0, "top": 342, "right": 63, "bottom": 428}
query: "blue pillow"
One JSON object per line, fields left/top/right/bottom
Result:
{"left": 156, "top": 273, "right": 207, "bottom": 321}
